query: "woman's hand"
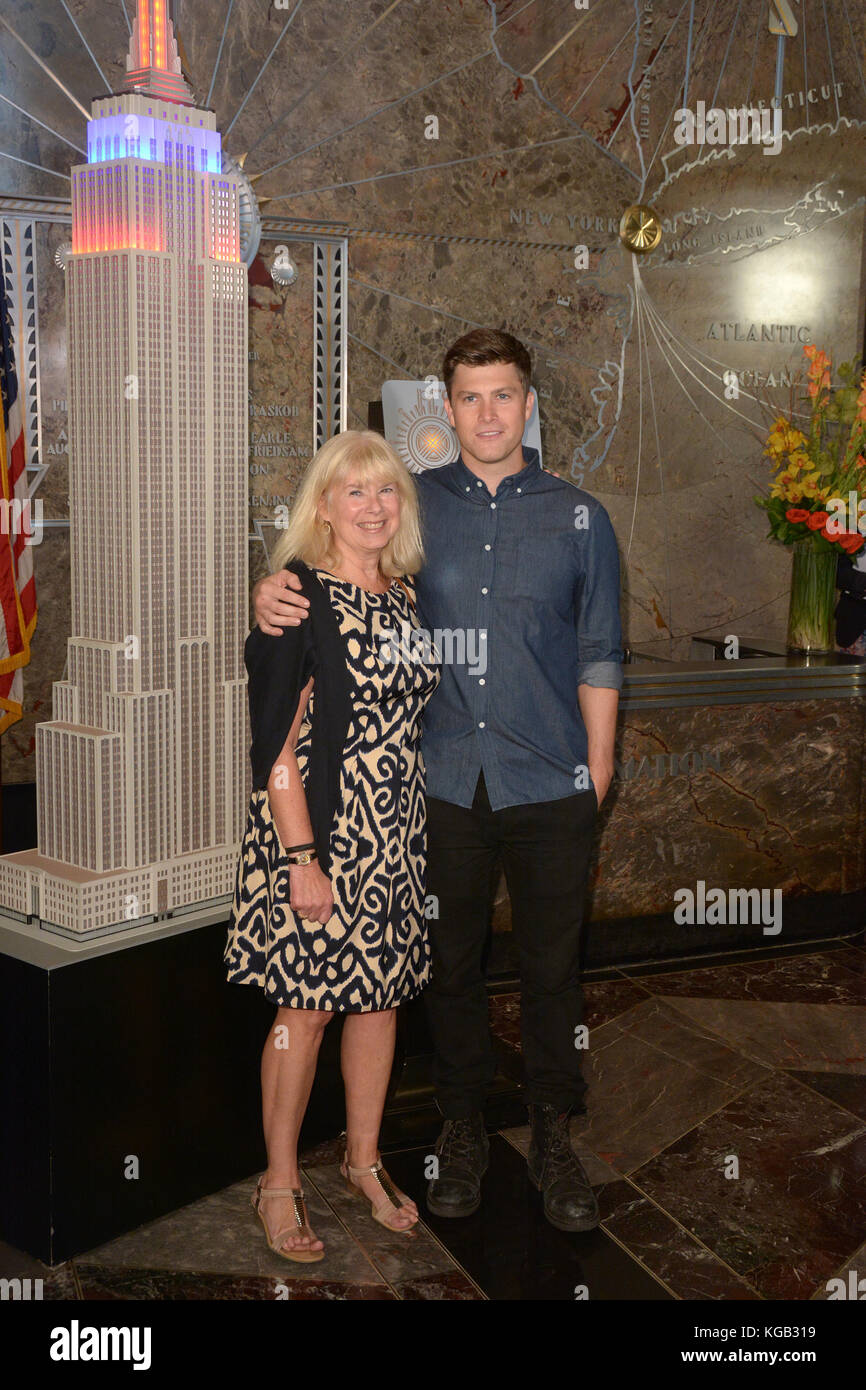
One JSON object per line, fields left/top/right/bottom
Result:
{"left": 288, "top": 861, "right": 334, "bottom": 924}
{"left": 253, "top": 570, "right": 310, "bottom": 634}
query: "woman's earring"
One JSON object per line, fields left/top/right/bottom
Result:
{"left": 322, "top": 520, "right": 331, "bottom": 533}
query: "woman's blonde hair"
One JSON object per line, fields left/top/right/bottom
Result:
{"left": 270, "top": 429, "right": 424, "bottom": 577}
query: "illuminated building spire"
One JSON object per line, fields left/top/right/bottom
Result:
{"left": 124, "top": 0, "right": 194, "bottom": 104}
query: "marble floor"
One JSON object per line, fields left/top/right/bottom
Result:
{"left": 4, "top": 935, "right": 865, "bottom": 1301}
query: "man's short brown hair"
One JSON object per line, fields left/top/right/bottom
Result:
{"left": 442, "top": 328, "right": 532, "bottom": 400}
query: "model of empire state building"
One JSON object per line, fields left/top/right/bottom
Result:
{"left": 0, "top": 0, "right": 249, "bottom": 937}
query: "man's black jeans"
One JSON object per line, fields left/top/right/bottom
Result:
{"left": 423, "top": 770, "right": 598, "bottom": 1117}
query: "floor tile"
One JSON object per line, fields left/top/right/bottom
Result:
{"left": 77, "top": 1175, "right": 385, "bottom": 1285}
{"left": 382, "top": 1138, "right": 673, "bottom": 1301}
{"left": 811, "top": 1238, "right": 866, "bottom": 1300}
{"left": 630, "top": 1071, "right": 866, "bottom": 1300}
{"left": 74, "top": 1266, "right": 395, "bottom": 1300}
{"left": 395, "top": 1270, "right": 484, "bottom": 1299}
{"left": 39, "top": 1267, "right": 79, "bottom": 1300}
{"left": 489, "top": 977, "right": 652, "bottom": 1055}
{"left": 303, "top": 1159, "right": 460, "bottom": 1284}
{"left": 0, "top": 1239, "right": 74, "bottom": 1293}
{"left": 637, "top": 950, "right": 866, "bottom": 1005}
{"left": 582, "top": 976, "right": 657, "bottom": 1028}
{"left": 7, "top": 942, "right": 860, "bottom": 1301}
{"left": 596, "top": 1180, "right": 760, "bottom": 1300}
{"left": 499, "top": 1123, "right": 621, "bottom": 1186}
{"left": 298, "top": 1134, "right": 346, "bottom": 1169}
{"left": 488, "top": 993, "right": 521, "bottom": 1050}
{"left": 0, "top": 1261, "right": 77, "bottom": 1300}
{"left": 568, "top": 997, "right": 769, "bottom": 1174}
{"left": 661, "top": 998, "right": 866, "bottom": 1074}
{"left": 787, "top": 1071, "right": 866, "bottom": 1122}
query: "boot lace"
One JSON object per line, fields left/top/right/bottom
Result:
{"left": 438, "top": 1118, "right": 482, "bottom": 1169}
{"left": 544, "top": 1113, "right": 586, "bottom": 1185}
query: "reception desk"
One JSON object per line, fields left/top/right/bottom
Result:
{"left": 492, "top": 638, "right": 866, "bottom": 970}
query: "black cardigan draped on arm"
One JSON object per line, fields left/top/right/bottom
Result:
{"left": 244, "top": 560, "right": 353, "bottom": 873}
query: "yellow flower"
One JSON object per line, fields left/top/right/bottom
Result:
{"left": 800, "top": 478, "right": 830, "bottom": 500}
{"left": 764, "top": 417, "right": 788, "bottom": 450}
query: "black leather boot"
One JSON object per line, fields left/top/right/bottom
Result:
{"left": 527, "top": 1104, "right": 599, "bottom": 1232}
{"left": 426, "top": 1115, "right": 489, "bottom": 1218}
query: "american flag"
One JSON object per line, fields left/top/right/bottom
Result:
{"left": 0, "top": 273, "right": 37, "bottom": 736}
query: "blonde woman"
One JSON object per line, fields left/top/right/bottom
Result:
{"left": 225, "top": 430, "right": 440, "bottom": 1261}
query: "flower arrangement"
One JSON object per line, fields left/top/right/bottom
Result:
{"left": 755, "top": 344, "right": 866, "bottom": 651}
{"left": 755, "top": 344, "right": 866, "bottom": 557}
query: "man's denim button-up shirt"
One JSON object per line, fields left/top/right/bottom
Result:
{"left": 413, "top": 446, "right": 623, "bottom": 811}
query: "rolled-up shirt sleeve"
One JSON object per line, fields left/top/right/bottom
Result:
{"left": 574, "top": 503, "right": 624, "bottom": 690}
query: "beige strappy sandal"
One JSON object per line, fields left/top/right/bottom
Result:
{"left": 251, "top": 1176, "right": 325, "bottom": 1262}
{"left": 340, "top": 1153, "right": 419, "bottom": 1235}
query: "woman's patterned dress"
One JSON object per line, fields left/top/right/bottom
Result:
{"left": 225, "top": 570, "right": 440, "bottom": 1012}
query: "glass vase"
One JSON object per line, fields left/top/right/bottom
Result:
{"left": 785, "top": 539, "right": 837, "bottom": 653}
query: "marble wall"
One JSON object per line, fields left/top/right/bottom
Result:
{"left": 2, "top": 1, "right": 866, "bottom": 781}
{"left": 486, "top": 693, "right": 866, "bottom": 929}
{"left": 591, "top": 694, "right": 866, "bottom": 917}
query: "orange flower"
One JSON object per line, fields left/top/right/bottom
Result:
{"left": 806, "top": 510, "right": 830, "bottom": 530}
{"left": 802, "top": 344, "right": 831, "bottom": 393}
{"left": 824, "top": 529, "right": 859, "bottom": 553}
{"left": 785, "top": 508, "right": 811, "bottom": 523}
{"left": 819, "top": 526, "right": 863, "bottom": 552}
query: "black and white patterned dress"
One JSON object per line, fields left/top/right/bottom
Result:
{"left": 225, "top": 570, "right": 440, "bottom": 1012}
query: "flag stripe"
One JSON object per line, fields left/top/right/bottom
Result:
{"left": 0, "top": 270, "right": 38, "bottom": 733}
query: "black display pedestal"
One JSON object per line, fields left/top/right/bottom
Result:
{"left": 0, "top": 912, "right": 525, "bottom": 1265}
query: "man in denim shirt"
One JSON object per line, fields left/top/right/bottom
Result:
{"left": 252, "top": 329, "right": 622, "bottom": 1232}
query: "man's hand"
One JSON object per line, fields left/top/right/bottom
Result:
{"left": 589, "top": 762, "right": 614, "bottom": 808}
{"left": 578, "top": 684, "right": 619, "bottom": 810}
{"left": 252, "top": 569, "right": 310, "bottom": 634}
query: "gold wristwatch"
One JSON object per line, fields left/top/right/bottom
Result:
{"left": 288, "top": 849, "right": 317, "bottom": 866}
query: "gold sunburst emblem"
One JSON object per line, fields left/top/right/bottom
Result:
{"left": 393, "top": 392, "right": 458, "bottom": 472}
{"left": 619, "top": 204, "right": 662, "bottom": 255}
